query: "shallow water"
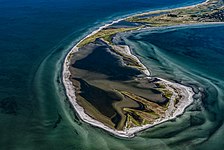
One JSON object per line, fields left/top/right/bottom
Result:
{"left": 120, "top": 24, "right": 224, "bottom": 149}
{"left": 73, "top": 44, "right": 141, "bottom": 80}
{"left": 1, "top": 0, "right": 222, "bottom": 149}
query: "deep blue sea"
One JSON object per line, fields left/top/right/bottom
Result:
{"left": 1, "top": 0, "right": 223, "bottom": 149}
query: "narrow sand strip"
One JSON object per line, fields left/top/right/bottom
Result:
{"left": 62, "top": 0, "right": 211, "bottom": 138}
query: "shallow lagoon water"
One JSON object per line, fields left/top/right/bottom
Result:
{"left": 0, "top": 0, "right": 223, "bottom": 149}
{"left": 120, "top": 24, "right": 224, "bottom": 149}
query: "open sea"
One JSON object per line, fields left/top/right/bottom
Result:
{"left": 1, "top": 0, "right": 223, "bottom": 149}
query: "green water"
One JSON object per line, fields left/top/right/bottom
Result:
{"left": 2, "top": 0, "right": 223, "bottom": 149}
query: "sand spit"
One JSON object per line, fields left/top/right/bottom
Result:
{"left": 62, "top": 0, "right": 212, "bottom": 138}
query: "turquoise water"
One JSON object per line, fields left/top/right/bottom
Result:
{"left": 1, "top": 0, "right": 223, "bottom": 149}
{"left": 120, "top": 24, "right": 224, "bottom": 149}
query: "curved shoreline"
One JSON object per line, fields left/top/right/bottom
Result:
{"left": 62, "top": 0, "right": 211, "bottom": 138}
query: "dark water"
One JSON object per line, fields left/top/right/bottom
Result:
{"left": 120, "top": 24, "right": 224, "bottom": 149}
{"left": 131, "top": 25, "right": 224, "bottom": 80}
{"left": 1, "top": 0, "right": 219, "bottom": 149}
{"left": 74, "top": 43, "right": 141, "bottom": 80}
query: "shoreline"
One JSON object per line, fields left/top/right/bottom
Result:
{"left": 126, "top": 0, "right": 209, "bottom": 19}
{"left": 62, "top": 0, "right": 214, "bottom": 138}
{"left": 63, "top": 39, "right": 195, "bottom": 138}
{"left": 73, "top": 0, "right": 209, "bottom": 50}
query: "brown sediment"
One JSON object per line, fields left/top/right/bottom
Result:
{"left": 67, "top": 37, "right": 189, "bottom": 131}
{"left": 62, "top": 0, "right": 223, "bottom": 137}
{"left": 68, "top": 39, "right": 170, "bottom": 130}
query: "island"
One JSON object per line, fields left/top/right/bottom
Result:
{"left": 63, "top": 0, "right": 224, "bottom": 138}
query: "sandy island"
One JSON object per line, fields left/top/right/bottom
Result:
{"left": 62, "top": 0, "right": 224, "bottom": 138}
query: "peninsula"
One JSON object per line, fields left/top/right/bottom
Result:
{"left": 63, "top": 0, "right": 224, "bottom": 137}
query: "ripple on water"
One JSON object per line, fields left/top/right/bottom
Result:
{"left": 117, "top": 24, "right": 224, "bottom": 149}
